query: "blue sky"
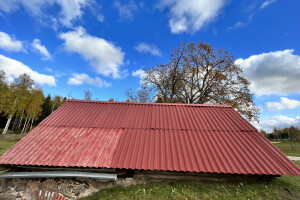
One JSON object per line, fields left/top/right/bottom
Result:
{"left": 0, "top": 0, "right": 299, "bottom": 131}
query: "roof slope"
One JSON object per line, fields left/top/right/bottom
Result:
{"left": 0, "top": 100, "right": 299, "bottom": 175}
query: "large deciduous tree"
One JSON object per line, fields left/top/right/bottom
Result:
{"left": 139, "top": 41, "right": 259, "bottom": 122}
{"left": 126, "top": 88, "right": 153, "bottom": 103}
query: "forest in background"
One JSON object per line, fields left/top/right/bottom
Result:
{"left": 0, "top": 70, "right": 66, "bottom": 135}
{"left": 261, "top": 126, "right": 300, "bottom": 141}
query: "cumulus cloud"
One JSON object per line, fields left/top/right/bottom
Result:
{"left": 68, "top": 73, "right": 111, "bottom": 88}
{"left": 158, "top": 0, "right": 226, "bottom": 34}
{"left": 132, "top": 69, "right": 146, "bottom": 85}
{"left": 235, "top": 49, "right": 300, "bottom": 96}
{"left": 0, "top": 32, "right": 24, "bottom": 52}
{"left": 252, "top": 115, "right": 300, "bottom": 132}
{"left": 0, "top": 0, "right": 91, "bottom": 27}
{"left": 132, "top": 69, "right": 145, "bottom": 78}
{"left": 60, "top": 27, "right": 125, "bottom": 79}
{"left": 31, "top": 39, "right": 51, "bottom": 60}
{"left": 260, "top": 0, "right": 276, "bottom": 9}
{"left": 114, "top": 0, "right": 138, "bottom": 20}
{"left": 134, "top": 43, "right": 161, "bottom": 56}
{"left": 266, "top": 97, "right": 300, "bottom": 111}
{"left": 0, "top": 54, "right": 55, "bottom": 86}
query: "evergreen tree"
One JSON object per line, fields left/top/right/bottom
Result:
{"left": 41, "top": 94, "right": 52, "bottom": 121}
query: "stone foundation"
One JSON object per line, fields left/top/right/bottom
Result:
{"left": 0, "top": 177, "right": 142, "bottom": 200}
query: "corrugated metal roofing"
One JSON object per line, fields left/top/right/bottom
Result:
{"left": 41, "top": 100, "right": 256, "bottom": 131}
{"left": 0, "top": 100, "right": 299, "bottom": 176}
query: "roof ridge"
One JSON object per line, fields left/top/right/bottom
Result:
{"left": 66, "top": 99, "right": 232, "bottom": 108}
{"left": 39, "top": 124, "right": 253, "bottom": 132}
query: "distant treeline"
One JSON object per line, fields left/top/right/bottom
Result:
{"left": 0, "top": 70, "right": 66, "bottom": 135}
{"left": 261, "top": 126, "right": 300, "bottom": 141}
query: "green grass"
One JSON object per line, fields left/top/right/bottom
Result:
{"left": 272, "top": 141, "right": 300, "bottom": 157}
{"left": 0, "top": 132, "right": 26, "bottom": 156}
{"left": 83, "top": 163, "right": 300, "bottom": 200}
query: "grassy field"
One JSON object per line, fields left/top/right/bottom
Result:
{"left": 0, "top": 134, "right": 299, "bottom": 200}
{"left": 272, "top": 141, "right": 300, "bottom": 157}
{"left": 0, "top": 132, "right": 26, "bottom": 155}
{"left": 83, "top": 164, "right": 300, "bottom": 200}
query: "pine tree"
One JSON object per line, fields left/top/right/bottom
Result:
{"left": 41, "top": 94, "right": 52, "bottom": 121}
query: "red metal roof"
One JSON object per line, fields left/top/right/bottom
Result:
{"left": 0, "top": 100, "right": 299, "bottom": 175}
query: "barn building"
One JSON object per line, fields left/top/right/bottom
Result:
{"left": 0, "top": 100, "right": 299, "bottom": 181}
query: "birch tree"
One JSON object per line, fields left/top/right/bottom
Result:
{"left": 0, "top": 70, "right": 9, "bottom": 113}
{"left": 52, "top": 96, "right": 63, "bottom": 113}
{"left": 2, "top": 74, "right": 34, "bottom": 135}
{"left": 25, "top": 89, "right": 44, "bottom": 131}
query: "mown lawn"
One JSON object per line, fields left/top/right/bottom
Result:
{"left": 272, "top": 141, "right": 300, "bottom": 157}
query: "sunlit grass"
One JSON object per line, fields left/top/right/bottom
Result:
{"left": 82, "top": 163, "right": 300, "bottom": 200}
{"left": 272, "top": 141, "right": 300, "bottom": 157}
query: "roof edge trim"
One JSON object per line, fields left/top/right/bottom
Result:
{"left": 66, "top": 99, "right": 232, "bottom": 108}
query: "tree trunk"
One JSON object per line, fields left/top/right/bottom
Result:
{"left": 17, "top": 113, "right": 23, "bottom": 129}
{"left": 3, "top": 99, "right": 17, "bottom": 135}
{"left": 21, "top": 117, "right": 28, "bottom": 133}
{"left": 11, "top": 115, "right": 19, "bottom": 131}
{"left": 2, "top": 116, "right": 12, "bottom": 135}
{"left": 30, "top": 117, "right": 34, "bottom": 130}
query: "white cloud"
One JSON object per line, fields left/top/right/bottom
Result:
{"left": 266, "top": 97, "right": 300, "bottom": 111}
{"left": 228, "top": 21, "right": 247, "bottom": 30}
{"left": 60, "top": 27, "right": 126, "bottom": 79}
{"left": 252, "top": 115, "right": 300, "bottom": 132}
{"left": 260, "top": 0, "right": 276, "bottom": 9}
{"left": 44, "top": 67, "right": 66, "bottom": 77}
{"left": 235, "top": 49, "right": 300, "bottom": 96}
{"left": 132, "top": 69, "right": 144, "bottom": 78}
{"left": 68, "top": 73, "right": 111, "bottom": 88}
{"left": 132, "top": 69, "right": 146, "bottom": 85}
{"left": 44, "top": 68, "right": 53, "bottom": 72}
{"left": 0, "top": 0, "right": 91, "bottom": 28}
{"left": 0, "top": 32, "right": 24, "bottom": 52}
{"left": 56, "top": 0, "right": 90, "bottom": 27}
{"left": 0, "top": 54, "right": 56, "bottom": 86}
{"left": 158, "top": 0, "right": 226, "bottom": 34}
{"left": 31, "top": 39, "right": 51, "bottom": 60}
{"left": 135, "top": 43, "right": 162, "bottom": 56}
{"left": 114, "top": 0, "right": 138, "bottom": 20}
{"left": 97, "top": 14, "right": 105, "bottom": 22}
{"left": 228, "top": 0, "right": 275, "bottom": 31}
